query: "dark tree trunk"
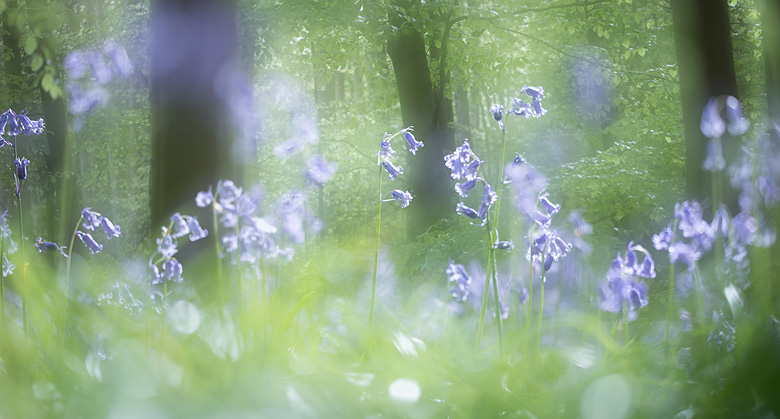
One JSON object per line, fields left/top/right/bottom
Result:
{"left": 150, "top": 0, "right": 240, "bottom": 228}
{"left": 763, "top": 0, "right": 780, "bottom": 122}
{"left": 671, "top": 0, "right": 740, "bottom": 213}
{"left": 26, "top": 0, "right": 78, "bottom": 244}
{"left": 386, "top": 4, "right": 452, "bottom": 238}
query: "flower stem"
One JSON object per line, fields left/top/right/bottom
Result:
{"left": 524, "top": 226, "right": 535, "bottom": 355}
{"left": 1, "top": 230, "right": 5, "bottom": 329}
{"left": 536, "top": 240, "right": 549, "bottom": 351}
{"left": 368, "top": 158, "right": 382, "bottom": 336}
{"left": 489, "top": 238, "right": 504, "bottom": 358}
{"left": 664, "top": 220, "right": 679, "bottom": 355}
{"left": 476, "top": 226, "right": 493, "bottom": 350}
{"left": 61, "top": 215, "right": 83, "bottom": 353}
{"left": 235, "top": 224, "right": 242, "bottom": 317}
{"left": 623, "top": 299, "right": 629, "bottom": 347}
{"left": 13, "top": 135, "right": 27, "bottom": 336}
{"left": 212, "top": 203, "right": 224, "bottom": 312}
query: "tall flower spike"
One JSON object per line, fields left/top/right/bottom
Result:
{"left": 404, "top": 132, "right": 424, "bottom": 155}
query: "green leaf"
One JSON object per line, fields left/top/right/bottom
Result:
{"left": 637, "top": 47, "right": 646, "bottom": 57}
{"left": 41, "top": 73, "right": 54, "bottom": 92}
{"left": 24, "top": 35, "right": 37, "bottom": 55}
{"left": 31, "top": 54, "right": 44, "bottom": 71}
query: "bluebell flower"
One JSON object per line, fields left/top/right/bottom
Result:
{"left": 489, "top": 104, "right": 504, "bottom": 121}
{"left": 701, "top": 97, "right": 726, "bottom": 138}
{"left": 731, "top": 212, "right": 757, "bottom": 245}
{"left": 82, "top": 207, "right": 103, "bottom": 230}
{"left": 35, "top": 237, "right": 68, "bottom": 258}
{"left": 15, "top": 157, "right": 29, "bottom": 180}
{"left": 506, "top": 161, "right": 548, "bottom": 217}
{"left": 2, "top": 254, "right": 14, "bottom": 278}
{"left": 455, "top": 178, "right": 478, "bottom": 198}
{"left": 725, "top": 96, "right": 749, "bottom": 136}
{"left": 669, "top": 242, "right": 701, "bottom": 270}
{"left": 531, "top": 97, "right": 547, "bottom": 117}
{"left": 446, "top": 259, "right": 471, "bottom": 302}
{"left": 703, "top": 137, "right": 726, "bottom": 172}
{"left": 100, "top": 216, "right": 121, "bottom": 239}
{"left": 521, "top": 85, "right": 545, "bottom": 99}
{"left": 0, "top": 135, "right": 11, "bottom": 148}
{"left": 187, "top": 216, "right": 208, "bottom": 241}
{"left": 404, "top": 131, "right": 424, "bottom": 155}
{"left": 157, "top": 232, "right": 178, "bottom": 258}
{"left": 512, "top": 153, "right": 526, "bottom": 166}
{"left": 599, "top": 249, "right": 650, "bottom": 320}
{"left": 217, "top": 179, "right": 242, "bottom": 206}
{"left": 527, "top": 229, "right": 571, "bottom": 272}
{"left": 5, "top": 109, "right": 20, "bottom": 135}
{"left": 538, "top": 193, "right": 560, "bottom": 216}
{"left": 102, "top": 40, "right": 134, "bottom": 78}
{"left": 710, "top": 205, "right": 730, "bottom": 238}
{"left": 380, "top": 140, "right": 395, "bottom": 159}
{"left": 165, "top": 258, "right": 183, "bottom": 283}
{"left": 675, "top": 201, "right": 714, "bottom": 251}
{"left": 391, "top": 189, "right": 413, "bottom": 208}
{"left": 462, "top": 156, "right": 482, "bottom": 181}
{"left": 652, "top": 226, "right": 673, "bottom": 250}
{"left": 306, "top": 155, "right": 337, "bottom": 186}
{"left": 65, "top": 50, "right": 89, "bottom": 79}
{"left": 568, "top": 211, "right": 592, "bottom": 237}
{"left": 444, "top": 140, "right": 473, "bottom": 180}
{"left": 456, "top": 202, "right": 483, "bottom": 224}
{"left": 381, "top": 158, "right": 404, "bottom": 180}
{"left": 170, "top": 213, "right": 190, "bottom": 238}
{"left": 76, "top": 231, "right": 103, "bottom": 254}
{"left": 511, "top": 98, "right": 533, "bottom": 118}
{"left": 222, "top": 234, "right": 238, "bottom": 253}
{"left": 493, "top": 235, "right": 515, "bottom": 251}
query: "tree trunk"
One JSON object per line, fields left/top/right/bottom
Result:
{"left": 671, "top": 0, "right": 740, "bottom": 213}
{"left": 150, "top": 0, "right": 240, "bottom": 228}
{"left": 762, "top": 0, "right": 780, "bottom": 122}
{"left": 26, "top": 0, "right": 78, "bottom": 244}
{"left": 386, "top": 4, "right": 452, "bottom": 238}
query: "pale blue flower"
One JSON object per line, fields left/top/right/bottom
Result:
{"left": 35, "top": 237, "right": 68, "bottom": 258}
{"left": 100, "top": 216, "right": 121, "bottom": 239}
{"left": 76, "top": 231, "right": 103, "bottom": 254}
{"left": 306, "top": 155, "right": 337, "bottom": 185}
{"left": 382, "top": 158, "right": 404, "bottom": 180}
{"left": 82, "top": 207, "right": 102, "bottom": 231}
{"left": 404, "top": 131, "right": 424, "bottom": 155}
{"left": 391, "top": 189, "right": 413, "bottom": 208}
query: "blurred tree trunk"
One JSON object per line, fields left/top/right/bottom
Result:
{"left": 763, "top": 0, "right": 780, "bottom": 122}
{"left": 149, "top": 0, "right": 239, "bottom": 229}
{"left": 2, "top": 0, "right": 24, "bottom": 112}
{"left": 26, "top": 0, "right": 77, "bottom": 245}
{"left": 671, "top": 0, "right": 740, "bottom": 213}
{"left": 386, "top": 1, "right": 452, "bottom": 238}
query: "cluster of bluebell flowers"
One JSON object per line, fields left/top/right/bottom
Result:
{"left": 149, "top": 211, "right": 208, "bottom": 292}
{"left": 599, "top": 242, "right": 655, "bottom": 321}
{"left": 76, "top": 208, "right": 121, "bottom": 255}
{"left": 489, "top": 86, "right": 547, "bottom": 131}
{"left": 1, "top": 109, "right": 45, "bottom": 196}
{"left": 378, "top": 127, "right": 420, "bottom": 208}
{"left": 444, "top": 140, "right": 499, "bottom": 226}
{"left": 65, "top": 40, "right": 133, "bottom": 129}
{"left": 198, "top": 180, "right": 295, "bottom": 262}
{"left": 700, "top": 96, "right": 749, "bottom": 172}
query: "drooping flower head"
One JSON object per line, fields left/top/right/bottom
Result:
{"left": 404, "top": 131, "right": 424, "bottom": 155}
{"left": 76, "top": 231, "right": 103, "bottom": 254}
{"left": 390, "top": 189, "right": 413, "bottom": 208}
{"left": 35, "top": 237, "right": 68, "bottom": 258}
{"left": 382, "top": 158, "right": 404, "bottom": 180}
{"left": 446, "top": 259, "right": 471, "bottom": 302}
{"left": 15, "top": 157, "right": 29, "bottom": 180}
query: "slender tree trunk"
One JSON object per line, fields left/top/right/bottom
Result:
{"left": 387, "top": 3, "right": 451, "bottom": 238}
{"left": 762, "top": 0, "right": 780, "bottom": 122}
{"left": 671, "top": 0, "right": 740, "bottom": 213}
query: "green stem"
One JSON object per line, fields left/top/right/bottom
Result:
{"left": 368, "top": 159, "right": 382, "bottom": 336}
{"left": 235, "top": 224, "right": 242, "bottom": 316}
{"left": 693, "top": 267, "right": 705, "bottom": 325}
{"left": 212, "top": 203, "right": 224, "bottom": 312}
{"left": 664, "top": 220, "right": 679, "bottom": 354}
{"left": 524, "top": 226, "right": 535, "bottom": 355}
{"left": 623, "top": 299, "right": 629, "bottom": 347}
{"left": 536, "top": 241, "right": 549, "bottom": 351}
{"left": 13, "top": 135, "right": 27, "bottom": 336}
{"left": 475, "top": 225, "right": 494, "bottom": 349}
{"left": 61, "top": 215, "right": 83, "bottom": 353}
{"left": 490, "top": 243, "right": 504, "bottom": 358}
{"left": 1, "top": 228, "right": 5, "bottom": 329}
